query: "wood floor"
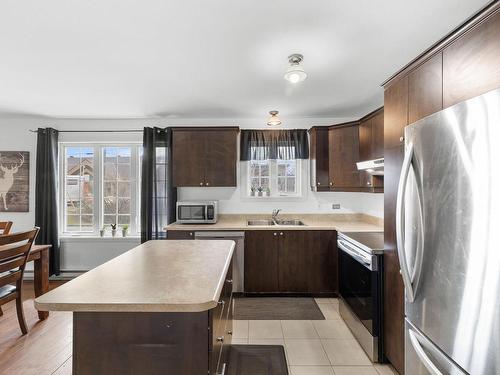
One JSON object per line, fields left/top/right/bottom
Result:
{"left": 0, "top": 281, "right": 72, "bottom": 375}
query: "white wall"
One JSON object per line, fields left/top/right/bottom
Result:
{"left": 0, "top": 116, "right": 383, "bottom": 271}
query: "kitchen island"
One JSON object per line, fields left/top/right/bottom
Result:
{"left": 35, "top": 240, "right": 235, "bottom": 375}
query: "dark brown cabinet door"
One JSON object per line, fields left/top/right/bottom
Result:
{"left": 371, "top": 110, "right": 384, "bottom": 158}
{"left": 172, "top": 128, "right": 238, "bottom": 187}
{"left": 358, "top": 118, "right": 373, "bottom": 189}
{"left": 409, "top": 53, "right": 443, "bottom": 124}
{"left": 384, "top": 77, "right": 409, "bottom": 149}
{"left": 358, "top": 118, "right": 372, "bottom": 162}
{"left": 166, "top": 230, "right": 195, "bottom": 239}
{"left": 244, "top": 231, "right": 279, "bottom": 293}
{"left": 279, "top": 231, "right": 336, "bottom": 293}
{"left": 329, "top": 125, "right": 361, "bottom": 189}
{"left": 443, "top": 10, "right": 500, "bottom": 108}
{"left": 309, "top": 128, "right": 331, "bottom": 190}
{"left": 172, "top": 130, "right": 206, "bottom": 187}
{"left": 204, "top": 129, "right": 237, "bottom": 187}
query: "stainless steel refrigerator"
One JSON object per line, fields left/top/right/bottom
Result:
{"left": 396, "top": 87, "right": 500, "bottom": 375}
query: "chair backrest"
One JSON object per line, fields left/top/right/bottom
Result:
{"left": 0, "top": 221, "right": 13, "bottom": 235}
{"left": 0, "top": 227, "right": 39, "bottom": 290}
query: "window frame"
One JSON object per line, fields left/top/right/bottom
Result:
{"left": 243, "top": 158, "right": 303, "bottom": 199}
{"left": 59, "top": 142, "right": 142, "bottom": 237}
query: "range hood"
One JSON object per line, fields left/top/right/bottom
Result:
{"left": 356, "top": 158, "right": 384, "bottom": 175}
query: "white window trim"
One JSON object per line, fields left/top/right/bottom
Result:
{"left": 240, "top": 159, "right": 308, "bottom": 200}
{"left": 59, "top": 142, "right": 142, "bottom": 237}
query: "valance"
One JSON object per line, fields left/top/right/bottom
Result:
{"left": 240, "top": 129, "right": 309, "bottom": 161}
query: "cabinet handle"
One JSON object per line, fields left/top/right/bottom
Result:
{"left": 206, "top": 182, "right": 209, "bottom": 186}
{"left": 279, "top": 232, "right": 283, "bottom": 236}
{"left": 199, "top": 182, "right": 203, "bottom": 186}
{"left": 367, "top": 182, "right": 372, "bottom": 186}
{"left": 273, "top": 232, "right": 277, "bottom": 236}
{"left": 399, "top": 136, "right": 404, "bottom": 142}
{"left": 329, "top": 181, "right": 333, "bottom": 186}
{"left": 226, "top": 279, "right": 233, "bottom": 284}
{"left": 317, "top": 182, "right": 321, "bottom": 186}
{"left": 216, "top": 336, "right": 224, "bottom": 342}
{"left": 218, "top": 300, "right": 225, "bottom": 306}
{"left": 227, "top": 330, "right": 233, "bottom": 335}
{"left": 189, "top": 232, "right": 193, "bottom": 236}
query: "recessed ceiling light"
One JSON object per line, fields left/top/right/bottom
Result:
{"left": 284, "top": 54, "right": 307, "bottom": 83}
{"left": 267, "top": 110, "right": 282, "bottom": 126}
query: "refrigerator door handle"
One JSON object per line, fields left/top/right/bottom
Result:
{"left": 408, "top": 329, "right": 444, "bottom": 375}
{"left": 396, "top": 142, "right": 416, "bottom": 302}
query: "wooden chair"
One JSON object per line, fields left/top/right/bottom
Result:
{"left": 0, "top": 227, "right": 39, "bottom": 334}
{"left": 0, "top": 221, "right": 13, "bottom": 235}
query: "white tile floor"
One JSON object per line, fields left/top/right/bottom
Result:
{"left": 232, "top": 298, "right": 399, "bottom": 375}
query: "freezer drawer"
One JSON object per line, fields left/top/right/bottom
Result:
{"left": 405, "top": 320, "right": 467, "bottom": 375}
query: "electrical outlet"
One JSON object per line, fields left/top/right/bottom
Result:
{"left": 332, "top": 204, "right": 341, "bottom": 209}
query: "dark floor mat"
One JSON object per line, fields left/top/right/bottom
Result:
{"left": 227, "top": 345, "right": 289, "bottom": 375}
{"left": 233, "top": 297, "right": 325, "bottom": 320}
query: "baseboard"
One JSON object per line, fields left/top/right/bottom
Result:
{"left": 23, "top": 270, "right": 86, "bottom": 281}
{"left": 239, "top": 292, "right": 338, "bottom": 298}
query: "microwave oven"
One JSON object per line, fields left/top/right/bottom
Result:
{"left": 176, "top": 201, "right": 218, "bottom": 224}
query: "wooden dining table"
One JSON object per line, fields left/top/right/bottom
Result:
{"left": 28, "top": 244, "right": 51, "bottom": 320}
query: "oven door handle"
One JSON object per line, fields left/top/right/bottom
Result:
{"left": 338, "top": 240, "right": 372, "bottom": 269}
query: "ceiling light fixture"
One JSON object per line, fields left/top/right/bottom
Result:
{"left": 267, "top": 110, "right": 282, "bottom": 126}
{"left": 284, "top": 54, "right": 307, "bottom": 83}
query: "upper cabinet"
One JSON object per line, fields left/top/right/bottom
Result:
{"left": 172, "top": 127, "right": 239, "bottom": 187}
{"left": 359, "top": 108, "right": 384, "bottom": 160}
{"left": 443, "top": 10, "right": 500, "bottom": 108}
{"left": 408, "top": 53, "right": 443, "bottom": 124}
{"left": 358, "top": 109, "right": 384, "bottom": 190}
{"left": 310, "top": 109, "right": 384, "bottom": 193}
{"left": 384, "top": 77, "right": 409, "bottom": 149}
{"left": 309, "top": 127, "right": 332, "bottom": 191}
{"left": 329, "top": 124, "right": 361, "bottom": 190}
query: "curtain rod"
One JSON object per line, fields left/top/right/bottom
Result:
{"left": 29, "top": 129, "right": 143, "bottom": 133}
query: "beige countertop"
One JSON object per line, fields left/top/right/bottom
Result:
{"left": 165, "top": 213, "right": 383, "bottom": 233}
{"left": 35, "top": 240, "right": 235, "bottom": 313}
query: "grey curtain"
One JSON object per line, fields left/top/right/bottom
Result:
{"left": 240, "top": 129, "right": 309, "bottom": 161}
{"left": 35, "top": 127, "right": 60, "bottom": 276}
{"left": 141, "top": 127, "right": 177, "bottom": 243}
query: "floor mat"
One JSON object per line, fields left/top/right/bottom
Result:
{"left": 233, "top": 297, "right": 325, "bottom": 320}
{"left": 228, "top": 345, "right": 289, "bottom": 375}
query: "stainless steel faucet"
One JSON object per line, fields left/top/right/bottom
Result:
{"left": 272, "top": 209, "right": 281, "bottom": 221}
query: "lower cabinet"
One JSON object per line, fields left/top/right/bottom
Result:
{"left": 166, "top": 230, "right": 195, "bottom": 239}
{"left": 210, "top": 260, "right": 233, "bottom": 375}
{"left": 244, "top": 230, "right": 337, "bottom": 294}
{"left": 244, "top": 231, "right": 279, "bottom": 292}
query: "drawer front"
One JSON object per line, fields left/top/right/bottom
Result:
{"left": 210, "top": 258, "right": 234, "bottom": 374}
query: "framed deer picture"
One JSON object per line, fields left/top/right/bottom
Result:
{"left": 0, "top": 152, "right": 29, "bottom": 212}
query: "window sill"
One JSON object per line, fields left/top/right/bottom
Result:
{"left": 60, "top": 236, "right": 141, "bottom": 243}
{"left": 241, "top": 195, "right": 306, "bottom": 202}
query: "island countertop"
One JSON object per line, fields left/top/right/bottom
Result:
{"left": 34, "top": 240, "right": 235, "bottom": 313}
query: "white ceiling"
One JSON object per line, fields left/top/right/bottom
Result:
{"left": 0, "top": 0, "right": 490, "bottom": 119}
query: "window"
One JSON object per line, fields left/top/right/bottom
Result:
{"left": 61, "top": 143, "right": 142, "bottom": 235}
{"left": 246, "top": 146, "right": 301, "bottom": 198}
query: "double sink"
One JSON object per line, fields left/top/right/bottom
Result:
{"left": 247, "top": 219, "right": 306, "bottom": 226}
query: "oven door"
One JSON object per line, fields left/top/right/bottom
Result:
{"left": 177, "top": 204, "right": 207, "bottom": 222}
{"left": 338, "top": 246, "right": 379, "bottom": 336}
